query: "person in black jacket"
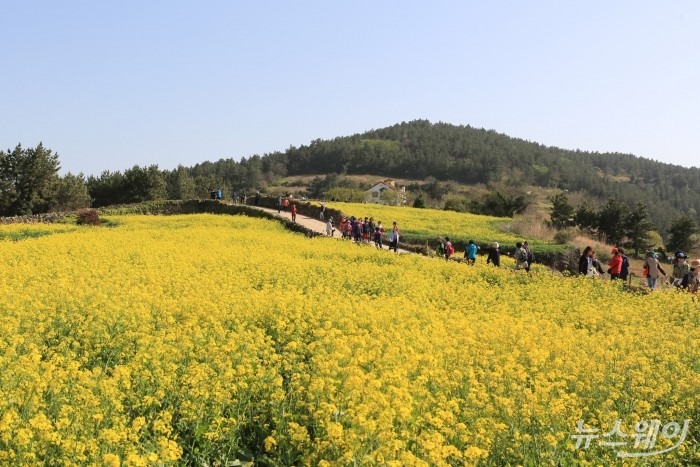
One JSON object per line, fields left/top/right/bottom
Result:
{"left": 579, "top": 246, "right": 594, "bottom": 275}
{"left": 618, "top": 248, "right": 630, "bottom": 281}
{"left": 487, "top": 242, "right": 501, "bottom": 267}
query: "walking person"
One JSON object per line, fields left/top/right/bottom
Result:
{"left": 608, "top": 247, "right": 623, "bottom": 280}
{"left": 444, "top": 237, "right": 455, "bottom": 261}
{"left": 523, "top": 241, "right": 534, "bottom": 272}
{"left": 435, "top": 238, "right": 445, "bottom": 258}
{"left": 465, "top": 240, "right": 478, "bottom": 265}
{"left": 349, "top": 216, "right": 357, "bottom": 240}
{"left": 685, "top": 259, "right": 700, "bottom": 293}
{"left": 291, "top": 204, "right": 297, "bottom": 222}
{"left": 389, "top": 222, "right": 400, "bottom": 253}
{"left": 642, "top": 251, "right": 667, "bottom": 290}
{"left": 671, "top": 252, "right": 689, "bottom": 287}
{"left": 319, "top": 202, "right": 325, "bottom": 220}
{"left": 618, "top": 248, "right": 630, "bottom": 282}
{"left": 326, "top": 217, "right": 335, "bottom": 236}
{"left": 362, "top": 217, "right": 370, "bottom": 243}
{"left": 339, "top": 217, "right": 347, "bottom": 238}
{"left": 338, "top": 218, "right": 346, "bottom": 238}
{"left": 515, "top": 242, "right": 529, "bottom": 270}
{"left": 276, "top": 196, "right": 282, "bottom": 213}
{"left": 486, "top": 242, "right": 501, "bottom": 267}
{"left": 373, "top": 226, "right": 383, "bottom": 249}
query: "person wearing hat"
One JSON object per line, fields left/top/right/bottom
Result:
{"left": 608, "top": 247, "right": 623, "bottom": 280}
{"left": 685, "top": 259, "right": 700, "bottom": 293}
{"left": 671, "top": 252, "right": 689, "bottom": 287}
{"left": 326, "top": 217, "right": 335, "bottom": 237}
{"left": 643, "top": 250, "right": 667, "bottom": 290}
{"left": 487, "top": 242, "right": 500, "bottom": 267}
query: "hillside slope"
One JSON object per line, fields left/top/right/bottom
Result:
{"left": 241, "top": 120, "right": 698, "bottom": 233}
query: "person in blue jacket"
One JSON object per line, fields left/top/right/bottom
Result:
{"left": 465, "top": 239, "right": 478, "bottom": 265}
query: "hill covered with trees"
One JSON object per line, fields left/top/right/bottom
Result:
{"left": 4, "top": 120, "right": 699, "bottom": 242}
{"left": 272, "top": 120, "right": 698, "bottom": 233}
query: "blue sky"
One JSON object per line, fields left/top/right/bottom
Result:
{"left": 2, "top": 1, "right": 699, "bottom": 175}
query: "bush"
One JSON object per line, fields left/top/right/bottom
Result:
{"left": 413, "top": 193, "right": 426, "bottom": 209}
{"left": 443, "top": 195, "right": 469, "bottom": 213}
{"left": 76, "top": 209, "right": 101, "bottom": 226}
{"left": 553, "top": 229, "right": 575, "bottom": 245}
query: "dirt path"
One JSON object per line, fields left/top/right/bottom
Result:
{"left": 250, "top": 205, "right": 411, "bottom": 254}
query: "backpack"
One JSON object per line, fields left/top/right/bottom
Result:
{"left": 621, "top": 256, "right": 630, "bottom": 272}
{"left": 517, "top": 248, "right": 528, "bottom": 262}
{"left": 681, "top": 272, "right": 692, "bottom": 289}
{"left": 446, "top": 242, "right": 455, "bottom": 255}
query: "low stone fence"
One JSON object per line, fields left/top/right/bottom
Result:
{"left": 0, "top": 212, "right": 72, "bottom": 224}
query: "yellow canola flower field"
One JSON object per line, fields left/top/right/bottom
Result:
{"left": 0, "top": 214, "right": 698, "bottom": 466}
{"left": 323, "top": 202, "right": 530, "bottom": 248}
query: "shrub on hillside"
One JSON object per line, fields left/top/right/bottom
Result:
{"left": 553, "top": 228, "right": 575, "bottom": 245}
{"left": 76, "top": 209, "right": 101, "bottom": 226}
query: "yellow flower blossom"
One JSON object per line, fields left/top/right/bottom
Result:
{"left": 0, "top": 214, "right": 696, "bottom": 465}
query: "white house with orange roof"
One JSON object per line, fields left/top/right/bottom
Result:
{"left": 366, "top": 179, "right": 407, "bottom": 205}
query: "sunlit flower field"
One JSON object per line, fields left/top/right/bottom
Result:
{"left": 323, "top": 202, "right": 555, "bottom": 251}
{"left": 0, "top": 214, "right": 698, "bottom": 465}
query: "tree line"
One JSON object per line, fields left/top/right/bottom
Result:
{"left": 275, "top": 120, "right": 700, "bottom": 235}
{"left": 549, "top": 193, "right": 698, "bottom": 256}
{"left": 0, "top": 145, "right": 274, "bottom": 216}
{"left": 4, "top": 119, "right": 700, "bottom": 246}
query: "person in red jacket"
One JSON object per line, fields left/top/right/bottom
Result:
{"left": 291, "top": 204, "right": 297, "bottom": 222}
{"left": 608, "top": 247, "right": 623, "bottom": 280}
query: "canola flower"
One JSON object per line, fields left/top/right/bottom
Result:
{"left": 323, "top": 202, "right": 547, "bottom": 249}
{"left": 0, "top": 214, "right": 698, "bottom": 465}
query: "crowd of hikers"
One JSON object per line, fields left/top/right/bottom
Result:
{"left": 245, "top": 195, "right": 699, "bottom": 293}
{"left": 578, "top": 246, "right": 700, "bottom": 292}
{"left": 212, "top": 188, "right": 264, "bottom": 206}
{"left": 322, "top": 206, "right": 698, "bottom": 294}
{"left": 335, "top": 215, "right": 402, "bottom": 252}
{"left": 274, "top": 196, "right": 300, "bottom": 222}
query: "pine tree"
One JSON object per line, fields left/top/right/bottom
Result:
{"left": 413, "top": 193, "right": 426, "bottom": 208}
{"left": 549, "top": 193, "right": 575, "bottom": 229}
{"left": 597, "top": 199, "right": 629, "bottom": 246}
{"left": 666, "top": 216, "right": 699, "bottom": 253}
{"left": 0, "top": 143, "right": 60, "bottom": 215}
{"left": 624, "top": 203, "right": 654, "bottom": 257}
